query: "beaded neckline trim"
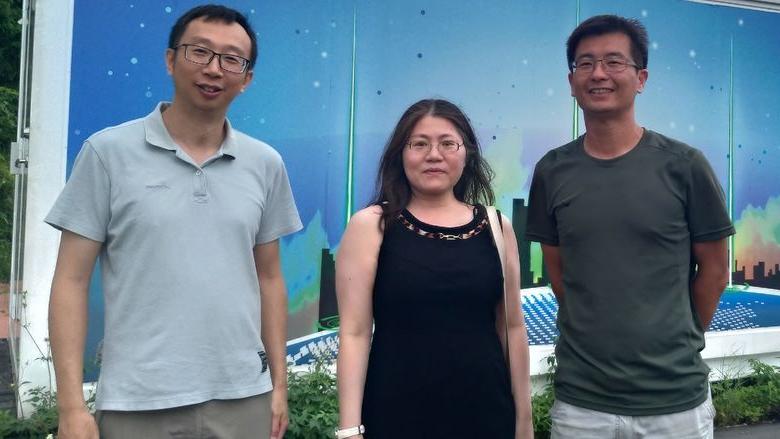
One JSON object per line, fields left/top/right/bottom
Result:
{"left": 398, "top": 211, "right": 488, "bottom": 240}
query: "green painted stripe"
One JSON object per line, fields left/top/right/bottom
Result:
{"left": 345, "top": 9, "right": 357, "bottom": 222}
{"left": 728, "top": 36, "right": 735, "bottom": 283}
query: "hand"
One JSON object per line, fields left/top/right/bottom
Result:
{"left": 57, "top": 406, "right": 99, "bottom": 439}
{"left": 269, "top": 387, "right": 289, "bottom": 439}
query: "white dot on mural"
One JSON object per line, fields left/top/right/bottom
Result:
{"left": 140, "top": 23, "right": 145, "bottom": 28}
{"left": 669, "top": 121, "right": 677, "bottom": 129}
{"left": 145, "top": 91, "right": 152, "bottom": 98}
{"left": 130, "top": 57, "right": 138, "bottom": 64}
{"left": 330, "top": 20, "right": 337, "bottom": 28}
{"left": 688, "top": 124, "right": 695, "bottom": 132}
{"left": 320, "top": 51, "right": 328, "bottom": 58}
{"left": 689, "top": 49, "right": 696, "bottom": 58}
{"left": 250, "top": 9, "right": 255, "bottom": 14}
{"left": 651, "top": 41, "right": 659, "bottom": 50}
{"left": 165, "top": 6, "right": 172, "bottom": 13}
{"left": 107, "top": 70, "right": 114, "bottom": 76}
{"left": 74, "top": 129, "right": 81, "bottom": 135}
{"left": 125, "top": 73, "right": 130, "bottom": 77}
{"left": 546, "top": 88, "right": 554, "bottom": 97}
{"left": 313, "top": 80, "right": 320, "bottom": 88}
{"left": 641, "top": 10, "right": 648, "bottom": 17}
{"left": 738, "top": 18, "right": 744, "bottom": 26}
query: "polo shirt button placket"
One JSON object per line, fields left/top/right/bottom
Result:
{"left": 193, "top": 168, "right": 209, "bottom": 203}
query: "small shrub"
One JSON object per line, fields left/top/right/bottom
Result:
{"left": 287, "top": 354, "right": 338, "bottom": 439}
{"left": 712, "top": 359, "right": 780, "bottom": 427}
{"left": 531, "top": 385, "right": 554, "bottom": 438}
{"left": 0, "top": 387, "right": 58, "bottom": 438}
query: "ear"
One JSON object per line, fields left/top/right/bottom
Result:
{"left": 636, "top": 69, "right": 648, "bottom": 94}
{"left": 241, "top": 69, "right": 254, "bottom": 91}
{"left": 568, "top": 71, "right": 575, "bottom": 97}
{"left": 165, "top": 48, "right": 175, "bottom": 75}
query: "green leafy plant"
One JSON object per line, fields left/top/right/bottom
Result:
{"left": 0, "top": 387, "right": 58, "bottom": 438}
{"left": 531, "top": 386, "right": 554, "bottom": 438}
{"left": 287, "top": 354, "right": 339, "bottom": 439}
{"left": 712, "top": 359, "right": 780, "bottom": 427}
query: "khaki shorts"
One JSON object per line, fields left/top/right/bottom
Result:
{"left": 551, "top": 391, "right": 715, "bottom": 439}
{"left": 95, "top": 393, "right": 271, "bottom": 439}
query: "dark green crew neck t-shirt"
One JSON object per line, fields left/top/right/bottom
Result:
{"left": 526, "top": 129, "right": 735, "bottom": 416}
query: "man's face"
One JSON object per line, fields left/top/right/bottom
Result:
{"left": 568, "top": 32, "right": 647, "bottom": 119}
{"left": 166, "top": 17, "right": 253, "bottom": 114}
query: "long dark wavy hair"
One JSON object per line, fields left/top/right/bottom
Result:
{"left": 370, "top": 98, "right": 495, "bottom": 228}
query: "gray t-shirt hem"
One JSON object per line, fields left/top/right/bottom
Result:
{"left": 96, "top": 382, "right": 273, "bottom": 411}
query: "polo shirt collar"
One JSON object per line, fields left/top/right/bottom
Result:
{"left": 144, "top": 102, "right": 238, "bottom": 159}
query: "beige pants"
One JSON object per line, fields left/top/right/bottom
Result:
{"left": 96, "top": 393, "right": 271, "bottom": 439}
{"left": 551, "top": 392, "right": 716, "bottom": 439}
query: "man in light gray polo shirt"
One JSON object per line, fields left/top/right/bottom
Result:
{"left": 46, "top": 5, "right": 301, "bottom": 439}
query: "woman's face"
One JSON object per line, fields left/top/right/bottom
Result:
{"left": 402, "top": 115, "right": 467, "bottom": 199}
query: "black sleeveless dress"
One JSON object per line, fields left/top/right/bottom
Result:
{"left": 361, "top": 205, "right": 515, "bottom": 438}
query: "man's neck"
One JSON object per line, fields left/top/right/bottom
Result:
{"left": 582, "top": 112, "right": 643, "bottom": 160}
{"left": 161, "top": 101, "right": 227, "bottom": 162}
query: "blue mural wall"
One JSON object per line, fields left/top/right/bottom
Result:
{"left": 68, "top": 1, "right": 780, "bottom": 379}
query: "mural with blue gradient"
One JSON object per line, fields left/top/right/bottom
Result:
{"left": 68, "top": 1, "right": 780, "bottom": 377}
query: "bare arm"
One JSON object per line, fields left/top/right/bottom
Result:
{"left": 254, "top": 240, "right": 290, "bottom": 439}
{"left": 495, "top": 215, "right": 533, "bottom": 438}
{"left": 691, "top": 238, "right": 729, "bottom": 330}
{"left": 49, "top": 230, "right": 101, "bottom": 439}
{"left": 541, "top": 244, "right": 564, "bottom": 303}
{"left": 336, "top": 207, "right": 383, "bottom": 435}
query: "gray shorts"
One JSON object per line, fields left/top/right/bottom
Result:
{"left": 95, "top": 393, "right": 271, "bottom": 439}
{"left": 551, "top": 392, "right": 715, "bottom": 439}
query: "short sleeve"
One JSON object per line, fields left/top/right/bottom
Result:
{"left": 44, "top": 141, "right": 111, "bottom": 242}
{"left": 525, "top": 162, "right": 559, "bottom": 246}
{"left": 686, "top": 149, "right": 735, "bottom": 242}
{"left": 255, "top": 160, "right": 303, "bottom": 245}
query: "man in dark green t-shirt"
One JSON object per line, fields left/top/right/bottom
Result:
{"left": 526, "top": 15, "right": 734, "bottom": 438}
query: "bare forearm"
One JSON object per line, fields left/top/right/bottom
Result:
{"left": 260, "top": 277, "right": 289, "bottom": 389}
{"left": 692, "top": 271, "right": 728, "bottom": 330}
{"left": 49, "top": 282, "right": 89, "bottom": 411}
{"left": 337, "top": 332, "right": 371, "bottom": 427}
{"left": 507, "top": 325, "right": 533, "bottom": 432}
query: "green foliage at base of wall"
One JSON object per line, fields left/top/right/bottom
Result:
{"left": 0, "top": 387, "right": 57, "bottom": 438}
{"left": 712, "top": 359, "right": 780, "bottom": 427}
{"left": 287, "top": 355, "right": 339, "bottom": 439}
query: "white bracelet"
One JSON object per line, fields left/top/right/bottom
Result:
{"left": 334, "top": 424, "right": 365, "bottom": 439}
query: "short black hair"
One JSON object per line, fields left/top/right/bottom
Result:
{"left": 168, "top": 4, "right": 258, "bottom": 69}
{"left": 566, "top": 15, "right": 649, "bottom": 72}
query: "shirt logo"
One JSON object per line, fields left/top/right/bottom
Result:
{"left": 145, "top": 183, "right": 170, "bottom": 191}
{"left": 258, "top": 350, "right": 268, "bottom": 373}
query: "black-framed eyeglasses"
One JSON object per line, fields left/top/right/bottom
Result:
{"left": 571, "top": 55, "right": 641, "bottom": 74}
{"left": 174, "top": 44, "right": 250, "bottom": 74}
{"left": 407, "top": 139, "right": 463, "bottom": 154}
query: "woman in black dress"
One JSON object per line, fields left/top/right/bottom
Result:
{"left": 335, "top": 99, "right": 533, "bottom": 439}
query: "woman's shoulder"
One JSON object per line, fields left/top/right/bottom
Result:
{"left": 348, "top": 205, "right": 385, "bottom": 229}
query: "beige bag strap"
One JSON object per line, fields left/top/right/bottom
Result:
{"left": 486, "top": 206, "right": 511, "bottom": 366}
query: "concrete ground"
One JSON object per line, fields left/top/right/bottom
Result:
{"left": 715, "top": 423, "right": 780, "bottom": 438}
